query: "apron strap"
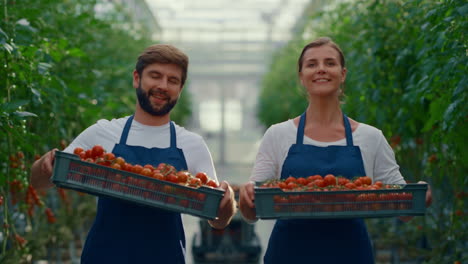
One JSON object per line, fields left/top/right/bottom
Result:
{"left": 297, "top": 112, "right": 354, "bottom": 146}
{"left": 296, "top": 112, "right": 307, "bottom": 145}
{"left": 169, "top": 121, "right": 177, "bottom": 148}
{"left": 119, "top": 115, "right": 134, "bottom": 145}
{"left": 343, "top": 113, "right": 354, "bottom": 146}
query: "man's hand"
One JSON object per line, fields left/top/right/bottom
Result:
{"left": 30, "top": 149, "right": 58, "bottom": 191}
{"left": 208, "top": 181, "right": 237, "bottom": 229}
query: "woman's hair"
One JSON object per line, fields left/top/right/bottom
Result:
{"left": 135, "top": 44, "right": 189, "bottom": 86}
{"left": 297, "top": 37, "right": 345, "bottom": 73}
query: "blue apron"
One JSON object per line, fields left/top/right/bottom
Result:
{"left": 264, "top": 112, "right": 374, "bottom": 264}
{"left": 81, "top": 115, "right": 188, "bottom": 264}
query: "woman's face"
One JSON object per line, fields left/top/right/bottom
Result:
{"left": 299, "top": 45, "right": 346, "bottom": 99}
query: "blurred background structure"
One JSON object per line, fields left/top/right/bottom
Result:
{"left": 146, "top": 0, "right": 312, "bottom": 185}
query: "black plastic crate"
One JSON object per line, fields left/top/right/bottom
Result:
{"left": 254, "top": 183, "right": 427, "bottom": 219}
{"left": 51, "top": 151, "right": 224, "bottom": 220}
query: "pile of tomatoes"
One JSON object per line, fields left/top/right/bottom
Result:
{"left": 259, "top": 174, "right": 398, "bottom": 192}
{"left": 72, "top": 145, "right": 219, "bottom": 189}
{"left": 257, "top": 174, "right": 414, "bottom": 213}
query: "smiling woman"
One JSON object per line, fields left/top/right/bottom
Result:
{"left": 298, "top": 37, "right": 347, "bottom": 104}
{"left": 239, "top": 36, "right": 432, "bottom": 264}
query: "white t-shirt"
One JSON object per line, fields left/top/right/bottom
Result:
{"left": 64, "top": 116, "right": 218, "bottom": 182}
{"left": 250, "top": 119, "right": 405, "bottom": 185}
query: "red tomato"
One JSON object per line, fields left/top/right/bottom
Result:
{"left": 132, "top": 165, "right": 143, "bottom": 174}
{"left": 354, "top": 179, "right": 363, "bottom": 186}
{"left": 104, "top": 152, "right": 115, "bottom": 161}
{"left": 78, "top": 151, "right": 87, "bottom": 160}
{"left": 296, "top": 177, "right": 308, "bottom": 186}
{"left": 308, "top": 175, "right": 323, "bottom": 181}
{"left": 206, "top": 180, "right": 218, "bottom": 188}
{"left": 85, "top": 149, "right": 93, "bottom": 159}
{"left": 337, "top": 177, "right": 350, "bottom": 186}
{"left": 176, "top": 171, "right": 189, "bottom": 183}
{"left": 314, "top": 179, "right": 326, "bottom": 188}
{"left": 166, "top": 174, "right": 178, "bottom": 183}
{"left": 278, "top": 182, "right": 288, "bottom": 189}
{"left": 323, "top": 174, "right": 336, "bottom": 186}
{"left": 122, "top": 163, "right": 133, "bottom": 172}
{"left": 114, "top": 157, "right": 125, "bottom": 166}
{"left": 167, "top": 197, "right": 177, "bottom": 204}
{"left": 195, "top": 172, "right": 208, "bottom": 184}
{"left": 95, "top": 157, "right": 107, "bottom": 166}
{"left": 140, "top": 168, "right": 152, "bottom": 177}
{"left": 284, "top": 176, "right": 297, "bottom": 184}
{"left": 156, "top": 163, "right": 166, "bottom": 171}
{"left": 179, "top": 199, "right": 189, "bottom": 208}
{"left": 286, "top": 182, "right": 298, "bottom": 190}
{"left": 91, "top": 145, "right": 105, "bottom": 158}
{"left": 111, "top": 163, "right": 121, "bottom": 170}
{"left": 73, "top": 147, "right": 84, "bottom": 155}
{"left": 151, "top": 171, "right": 165, "bottom": 181}
{"left": 374, "top": 181, "right": 383, "bottom": 188}
{"left": 345, "top": 182, "right": 356, "bottom": 189}
{"left": 188, "top": 177, "right": 202, "bottom": 187}
{"left": 360, "top": 176, "right": 372, "bottom": 185}
{"left": 356, "top": 193, "right": 368, "bottom": 202}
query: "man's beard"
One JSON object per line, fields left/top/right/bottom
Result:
{"left": 136, "top": 83, "right": 178, "bottom": 116}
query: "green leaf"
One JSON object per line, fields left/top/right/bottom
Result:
{"left": 452, "top": 76, "right": 467, "bottom": 98}
{"left": 0, "top": 27, "right": 8, "bottom": 39}
{"left": 67, "top": 48, "right": 86, "bottom": 57}
{"left": 16, "top": 18, "right": 38, "bottom": 33}
{"left": 1, "top": 43, "right": 14, "bottom": 54}
{"left": 1, "top": 100, "right": 29, "bottom": 111}
{"left": 37, "top": 62, "right": 52, "bottom": 75}
{"left": 12, "top": 111, "right": 38, "bottom": 118}
{"left": 457, "top": 4, "right": 468, "bottom": 16}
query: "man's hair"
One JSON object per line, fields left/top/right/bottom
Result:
{"left": 135, "top": 44, "right": 189, "bottom": 86}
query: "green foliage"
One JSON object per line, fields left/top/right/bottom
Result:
{"left": 258, "top": 0, "right": 467, "bottom": 262}
{"left": 258, "top": 40, "right": 308, "bottom": 127}
{"left": 0, "top": 0, "right": 192, "bottom": 262}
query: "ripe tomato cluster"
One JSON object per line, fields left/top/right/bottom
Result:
{"left": 258, "top": 174, "right": 414, "bottom": 214}
{"left": 73, "top": 145, "right": 219, "bottom": 189}
{"left": 260, "top": 174, "right": 395, "bottom": 192}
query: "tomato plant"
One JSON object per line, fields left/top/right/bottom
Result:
{"left": 258, "top": 0, "right": 466, "bottom": 262}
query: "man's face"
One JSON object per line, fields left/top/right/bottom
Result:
{"left": 133, "top": 63, "right": 183, "bottom": 116}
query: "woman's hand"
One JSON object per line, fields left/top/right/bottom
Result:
{"left": 208, "top": 181, "right": 237, "bottom": 229}
{"left": 399, "top": 181, "right": 432, "bottom": 222}
{"left": 418, "top": 181, "right": 432, "bottom": 207}
{"left": 239, "top": 181, "right": 258, "bottom": 223}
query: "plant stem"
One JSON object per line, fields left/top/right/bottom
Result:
{"left": 3, "top": 0, "right": 7, "bottom": 23}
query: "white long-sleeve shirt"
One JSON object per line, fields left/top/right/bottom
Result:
{"left": 250, "top": 119, "right": 405, "bottom": 185}
{"left": 64, "top": 116, "right": 218, "bottom": 182}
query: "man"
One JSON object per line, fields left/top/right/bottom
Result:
{"left": 31, "top": 44, "right": 237, "bottom": 263}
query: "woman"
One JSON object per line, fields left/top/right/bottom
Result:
{"left": 239, "top": 37, "right": 431, "bottom": 263}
